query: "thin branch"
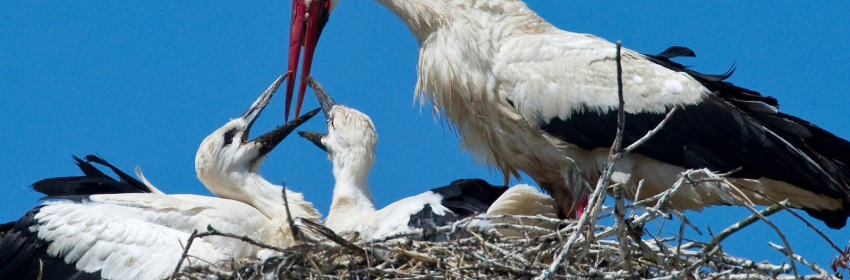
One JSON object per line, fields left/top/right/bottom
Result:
{"left": 623, "top": 106, "right": 678, "bottom": 154}
{"left": 739, "top": 202, "right": 800, "bottom": 279}
{"left": 199, "top": 225, "right": 290, "bottom": 252}
{"left": 613, "top": 40, "right": 626, "bottom": 155}
{"left": 293, "top": 217, "right": 368, "bottom": 256}
{"left": 281, "top": 184, "right": 301, "bottom": 242}
{"left": 700, "top": 202, "right": 784, "bottom": 254}
{"left": 769, "top": 242, "right": 838, "bottom": 280}
{"left": 723, "top": 182, "right": 843, "bottom": 254}
{"left": 613, "top": 183, "right": 633, "bottom": 273}
{"left": 170, "top": 229, "right": 199, "bottom": 280}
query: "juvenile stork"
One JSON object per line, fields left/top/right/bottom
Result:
{"left": 298, "top": 78, "right": 558, "bottom": 240}
{"left": 286, "top": 0, "right": 850, "bottom": 228}
{"left": 0, "top": 75, "right": 321, "bottom": 280}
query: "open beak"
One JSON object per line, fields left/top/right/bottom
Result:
{"left": 255, "top": 108, "right": 320, "bottom": 157}
{"left": 297, "top": 131, "right": 328, "bottom": 152}
{"left": 286, "top": 0, "right": 334, "bottom": 121}
{"left": 238, "top": 73, "right": 321, "bottom": 157}
{"left": 240, "top": 73, "right": 288, "bottom": 141}
{"left": 295, "top": 77, "right": 335, "bottom": 153}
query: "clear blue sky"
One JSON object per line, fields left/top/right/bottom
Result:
{"left": 2, "top": 0, "right": 849, "bottom": 274}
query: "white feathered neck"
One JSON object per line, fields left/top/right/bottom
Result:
{"left": 322, "top": 105, "right": 379, "bottom": 232}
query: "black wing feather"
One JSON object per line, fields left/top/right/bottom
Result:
{"left": 646, "top": 47, "right": 775, "bottom": 105}
{"left": 655, "top": 46, "right": 695, "bottom": 59}
{"left": 72, "top": 155, "right": 106, "bottom": 178}
{"left": 404, "top": 179, "right": 508, "bottom": 241}
{"left": 32, "top": 155, "right": 155, "bottom": 199}
{"left": 84, "top": 155, "right": 153, "bottom": 193}
{"left": 429, "top": 179, "right": 508, "bottom": 218}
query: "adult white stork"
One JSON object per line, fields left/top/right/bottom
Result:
{"left": 297, "top": 78, "right": 558, "bottom": 240}
{"left": 0, "top": 75, "right": 322, "bottom": 280}
{"left": 285, "top": 0, "right": 850, "bottom": 228}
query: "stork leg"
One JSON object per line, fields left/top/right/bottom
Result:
{"left": 574, "top": 196, "right": 589, "bottom": 218}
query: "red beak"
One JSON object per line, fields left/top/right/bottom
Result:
{"left": 286, "top": 0, "right": 332, "bottom": 121}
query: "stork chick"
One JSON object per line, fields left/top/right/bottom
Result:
{"left": 299, "top": 78, "right": 558, "bottom": 240}
{"left": 0, "top": 74, "right": 321, "bottom": 280}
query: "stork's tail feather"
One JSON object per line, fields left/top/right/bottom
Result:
{"left": 804, "top": 201, "right": 850, "bottom": 229}
{"left": 780, "top": 114, "right": 850, "bottom": 229}
{"left": 32, "top": 155, "right": 156, "bottom": 200}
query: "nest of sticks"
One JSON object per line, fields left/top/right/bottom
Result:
{"left": 171, "top": 192, "right": 843, "bottom": 280}
{"left": 172, "top": 165, "right": 847, "bottom": 280}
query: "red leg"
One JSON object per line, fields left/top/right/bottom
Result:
{"left": 575, "top": 196, "right": 589, "bottom": 218}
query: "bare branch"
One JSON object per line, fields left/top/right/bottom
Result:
{"left": 613, "top": 183, "right": 632, "bottom": 273}
{"left": 770, "top": 242, "right": 838, "bottom": 280}
{"left": 170, "top": 229, "right": 199, "bottom": 280}
{"left": 701, "top": 202, "right": 784, "bottom": 254}
{"left": 280, "top": 184, "right": 301, "bottom": 242}
{"left": 623, "top": 106, "right": 679, "bottom": 154}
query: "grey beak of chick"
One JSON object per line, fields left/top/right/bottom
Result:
{"left": 304, "top": 77, "right": 337, "bottom": 120}
{"left": 298, "top": 131, "right": 328, "bottom": 152}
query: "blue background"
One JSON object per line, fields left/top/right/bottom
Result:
{"left": 1, "top": 0, "right": 848, "bottom": 274}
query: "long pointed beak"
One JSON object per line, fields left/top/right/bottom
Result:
{"left": 286, "top": 0, "right": 333, "bottom": 121}
{"left": 241, "top": 73, "right": 288, "bottom": 141}
{"left": 255, "top": 108, "right": 321, "bottom": 157}
{"left": 297, "top": 131, "right": 328, "bottom": 152}
{"left": 304, "top": 77, "right": 337, "bottom": 119}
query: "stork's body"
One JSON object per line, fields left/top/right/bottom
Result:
{"left": 299, "top": 78, "right": 558, "bottom": 240}
{"left": 0, "top": 75, "right": 322, "bottom": 280}
{"left": 289, "top": 0, "right": 850, "bottom": 228}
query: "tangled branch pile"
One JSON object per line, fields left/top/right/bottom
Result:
{"left": 172, "top": 199, "right": 839, "bottom": 280}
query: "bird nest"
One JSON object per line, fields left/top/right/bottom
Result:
{"left": 173, "top": 43, "right": 847, "bottom": 280}
{"left": 171, "top": 197, "right": 845, "bottom": 280}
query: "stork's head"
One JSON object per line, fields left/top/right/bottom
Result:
{"left": 297, "top": 77, "right": 376, "bottom": 178}
{"left": 196, "top": 74, "right": 319, "bottom": 199}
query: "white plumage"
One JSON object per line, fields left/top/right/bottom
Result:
{"left": 288, "top": 0, "right": 850, "bottom": 228}
{"left": 32, "top": 195, "right": 268, "bottom": 279}
{"left": 0, "top": 75, "right": 322, "bottom": 280}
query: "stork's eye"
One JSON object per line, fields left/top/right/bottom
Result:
{"left": 223, "top": 129, "right": 237, "bottom": 146}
